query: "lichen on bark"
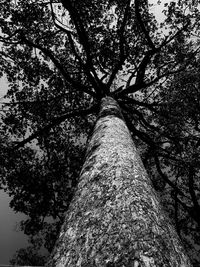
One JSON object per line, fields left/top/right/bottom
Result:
{"left": 46, "top": 97, "right": 192, "bottom": 267}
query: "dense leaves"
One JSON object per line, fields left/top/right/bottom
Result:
{"left": 0, "top": 0, "right": 200, "bottom": 265}
{"left": 10, "top": 246, "right": 48, "bottom": 266}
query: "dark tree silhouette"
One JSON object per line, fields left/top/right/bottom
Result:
{"left": 0, "top": 0, "right": 200, "bottom": 265}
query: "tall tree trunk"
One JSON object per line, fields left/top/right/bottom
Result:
{"left": 46, "top": 97, "right": 192, "bottom": 266}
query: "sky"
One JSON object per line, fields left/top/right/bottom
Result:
{"left": 0, "top": 191, "right": 28, "bottom": 265}
{"left": 0, "top": 1, "right": 167, "bottom": 265}
{"left": 0, "top": 78, "right": 29, "bottom": 265}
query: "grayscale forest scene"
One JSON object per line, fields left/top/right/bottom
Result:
{"left": 0, "top": 0, "right": 200, "bottom": 266}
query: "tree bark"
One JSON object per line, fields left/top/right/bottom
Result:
{"left": 46, "top": 97, "right": 192, "bottom": 266}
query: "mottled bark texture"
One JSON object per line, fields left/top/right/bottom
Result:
{"left": 46, "top": 97, "right": 192, "bottom": 267}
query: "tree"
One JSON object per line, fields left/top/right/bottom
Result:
{"left": 0, "top": 0, "right": 200, "bottom": 265}
{"left": 47, "top": 96, "right": 192, "bottom": 266}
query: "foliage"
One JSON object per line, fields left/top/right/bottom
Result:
{"left": 0, "top": 0, "right": 200, "bottom": 265}
{"left": 10, "top": 245, "right": 47, "bottom": 266}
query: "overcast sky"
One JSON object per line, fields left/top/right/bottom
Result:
{"left": 0, "top": 191, "right": 28, "bottom": 265}
{"left": 0, "top": 77, "right": 28, "bottom": 265}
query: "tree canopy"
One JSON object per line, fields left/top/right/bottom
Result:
{"left": 0, "top": 0, "right": 200, "bottom": 265}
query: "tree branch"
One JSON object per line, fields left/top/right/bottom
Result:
{"left": 107, "top": 0, "right": 131, "bottom": 89}
{"left": 121, "top": 95, "right": 160, "bottom": 111}
{"left": 159, "top": 21, "right": 191, "bottom": 50}
{"left": 60, "top": 0, "right": 102, "bottom": 93}
{"left": 135, "top": 49, "right": 155, "bottom": 85}
{"left": 50, "top": 0, "right": 74, "bottom": 34}
{"left": 66, "top": 33, "right": 103, "bottom": 96}
{"left": 13, "top": 104, "right": 97, "bottom": 150}
{"left": 118, "top": 65, "right": 187, "bottom": 97}
{"left": 19, "top": 32, "right": 96, "bottom": 98}
{"left": 135, "top": 0, "right": 155, "bottom": 50}
{"left": 154, "top": 155, "right": 186, "bottom": 198}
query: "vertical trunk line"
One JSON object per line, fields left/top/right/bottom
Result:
{"left": 47, "top": 96, "right": 192, "bottom": 267}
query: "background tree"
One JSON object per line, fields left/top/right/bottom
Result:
{"left": 0, "top": 0, "right": 200, "bottom": 265}
{"left": 10, "top": 245, "right": 47, "bottom": 266}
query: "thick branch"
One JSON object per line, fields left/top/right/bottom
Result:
{"left": 135, "top": 0, "right": 155, "bottom": 50}
{"left": 113, "top": 82, "right": 143, "bottom": 97}
{"left": 135, "top": 50, "right": 155, "bottom": 85}
{"left": 60, "top": 0, "right": 90, "bottom": 56}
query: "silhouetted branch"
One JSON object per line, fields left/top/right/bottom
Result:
{"left": 121, "top": 95, "right": 160, "bottom": 110}
{"left": 19, "top": 31, "right": 96, "bottom": 98}
{"left": 50, "top": 0, "right": 74, "bottom": 34}
{"left": 13, "top": 104, "right": 97, "bottom": 150}
{"left": 135, "top": 50, "right": 155, "bottom": 85}
{"left": 60, "top": 0, "right": 103, "bottom": 96}
{"left": 159, "top": 21, "right": 191, "bottom": 49}
{"left": 107, "top": 0, "right": 131, "bottom": 89}
{"left": 119, "top": 66, "right": 186, "bottom": 96}
{"left": 154, "top": 155, "right": 186, "bottom": 197}
{"left": 135, "top": 0, "right": 155, "bottom": 50}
